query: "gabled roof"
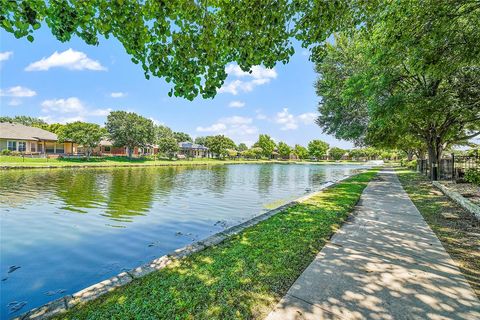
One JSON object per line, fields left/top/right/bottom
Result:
{"left": 0, "top": 122, "right": 58, "bottom": 141}
{"left": 178, "top": 141, "right": 208, "bottom": 150}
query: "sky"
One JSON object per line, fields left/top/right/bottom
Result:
{"left": 0, "top": 28, "right": 353, "bottom": 148}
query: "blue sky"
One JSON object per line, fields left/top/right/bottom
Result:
{"left": 0, "top": 28, "right": 353, "bottom": 148}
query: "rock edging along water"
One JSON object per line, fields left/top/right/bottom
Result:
{"left": 432, "top": 181, "right": 480, "bottom": 220}
{"left": 13, "top": 171, "right": 366, "bottom": 320}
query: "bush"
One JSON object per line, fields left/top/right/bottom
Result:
{"left": 464, "top": 168, "right": 480, "bottom": 185}
{"left": 1, "top": 149, "right": 12, "bottom": 155}
{"left": 10, "top": 151, "right": 21, "bottom": 156}
{"left": 401, "top": 159, "right": 417, "bottom": 170}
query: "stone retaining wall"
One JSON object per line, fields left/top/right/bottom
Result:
{"left": 14, "top": 172, "right": 364, "bottom": 320}
{"left": 432, "top": 181, "right": 480, "bottom": 220}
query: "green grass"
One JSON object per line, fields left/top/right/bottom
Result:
{"left": 0, "top": 155, "right": 364, "bottom": 168}
{"left": 57, "top": 170, "right": 378, "bottom": 320}
{"left": 396, "top": 168, "right": 480, "bottom": 298}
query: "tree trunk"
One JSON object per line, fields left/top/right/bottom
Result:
{"left": 86, "top": 147, "right": 91, "bottom": 161}
{"left": 426, "top": 137, "right": 444, "bottom": 181}
{"left": 407, "top": 150, "right": 414, "bottom": 161}
{"left": 128, "top": 147, "right": 133, "bottom": 159}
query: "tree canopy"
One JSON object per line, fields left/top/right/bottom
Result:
{"left": 254, "top": 134, "right": 276, "bottom": 158}
{"left": 1, "top": 0, "right": 379, "bottom": 100}
{"left": 105, "top": 111, "right": 155, "bottom": 158}
{"left": 277, "top": 141, "right": 292, "bottom": 159}
{"left": 315, "top": 1, "right": 480, "bottom": 178}
{"left": 58, "top": 121, "right": 105, "bottom": 159}
{"left": 204, "top": 135, "right": 236, "bottom": 158}
{"left": 173, "top": 132, "right": 192, "bottom": 143}
{"left": 308, "top": 140, "right": 329, "bottom": 159}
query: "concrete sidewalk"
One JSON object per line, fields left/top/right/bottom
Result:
{"left": 266, "top": 169, "right": 480, "bottom": 320}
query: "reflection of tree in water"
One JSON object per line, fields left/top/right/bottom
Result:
{"left": 205, "top": 165, "right": 228, "bottom": 196}
{"left": 104, "top": 168, "right": 157, "bottom": 222}
{"left": 56, "top": 170, "right": 106, "bottom": 213}
{"left": 258, "top": 164, "right": 274, "bottom": 196}
{"left": 308, "top": 167, "right": 327, "bottom": 187}
{"left": 0, "top": 170, "right": 59, "bottom": 207}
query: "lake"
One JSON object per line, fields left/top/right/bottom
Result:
{"left": 0, "top": 163, "right": 368, "bottom": 317}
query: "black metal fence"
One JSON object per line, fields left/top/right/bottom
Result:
{"left": 417, "top": 152, "right": 480, "bottom": 181}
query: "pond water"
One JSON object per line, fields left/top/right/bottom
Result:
{"left": 0, "top": 163, "right": 368, "bottom": 317}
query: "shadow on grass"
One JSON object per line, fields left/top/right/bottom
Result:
{"left": 396, "top": 168, "right": 480, "bottom": 298}
{"left": 58, "top": 171, "right": 377, "bottom": 319}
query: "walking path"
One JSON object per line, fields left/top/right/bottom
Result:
{"left": 266, "top": 168, "right": 480, "bottom": 320}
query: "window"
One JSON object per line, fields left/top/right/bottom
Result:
{"left": 45, "top": 142, "right": 55, "bottom": 154}
{"left": 30, "top": 142, "right": 37, "bottom": 152}
{"left": 104, "top": 146, "right": 111, "bottom": 152}
{"left": 7, "top": 141, "right": 17, "bottom": 151}
{"left": 55, "top": 143, "right": 64, "bottom": 154}
{"left": 18, "top": 141, "right": 26, "bottom": 152}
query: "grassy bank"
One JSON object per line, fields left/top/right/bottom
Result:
{"left": 396, "top": 168, "right": 480, "bottom": 298}
{"left": 0, "top": 155, "right": 364, "bottom": 169}
{"left": 56, "top": 170, "right": 378, "bottom": 319}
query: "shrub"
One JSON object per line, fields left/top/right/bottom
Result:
{"left": 401, "top": 159, "right": 417, "bottom": 170}
{"left": 10, "top": 151, "right": 21, "bottom": 156}
{"left": 464, "top": 168, "right": 480, "bottom": 185}
{"left": 1, "top": 149, "right": 12, "bottom": 155}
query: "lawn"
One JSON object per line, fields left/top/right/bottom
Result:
{"left": 56, "top": 169, "right": 378, "bottom": 320}
{"left": 396, "top": 168, "right": 480, "bottom": 298}
{"left": 0, "top": 155, "right": 364, "bottom": 168}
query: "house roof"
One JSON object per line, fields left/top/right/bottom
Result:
{"left": 0, "top": 122, "right": 58, "bottom": 141}
{"left": 99, "top": 139, "right": 113, "bottom": 146}
{"left": 178, "top": 141, "right": 208, "bottom": 150}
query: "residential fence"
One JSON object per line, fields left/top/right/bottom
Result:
{"left": 417, "top": 151, "right": 480, "bottom": 181}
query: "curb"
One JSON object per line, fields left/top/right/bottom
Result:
{"left": 432, "top": 181, "right": 480, "bottom": 220}
{"left": 13, "top": 171, "right": 365, "bottom": 320}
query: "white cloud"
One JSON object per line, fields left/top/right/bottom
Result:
{"left": 228, "top": 100, "right": 245, "bottom": 108}
{"left": 0, "top": 86, "right": 37, "bottom": 97}
{"left": 197, "top": 123, "right": 227, "bottom": 133}
{"left": 25, "top": 49, "right": 106, "bottom": 71}
{"left": 110, "top": 92, "right": 126, "bottom": 98}
{"left": 196, "top": 116, "right": 258, "bottom": 141}
{"left": 8, "top": 99, "right": 22, "bottom": 106}
{"left": 149, "top": 117, "right": 164, "bottom": 126}
{"left": 39, "top": 97, "right": 112, "bottom": 123}
{"left": 219, "top": 64, "right": 277, "bottom": 95}
{"left": 0, "top": 51, "right": 13, "bottom": 62}
{"left": 274, "top": 108, "right": 318, "bottom": 131}
{"left": 41, "top": 97, "right": 85, "bottom": 113}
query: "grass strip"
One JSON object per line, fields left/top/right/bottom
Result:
{"left": 0, "top": 156, "right": 363, "bottom": 168}
{"left": 57, "top": 169, "right": 378, "bottom": 320}
{"left": 396, "top": 168, "right": 480, "bottom": 298}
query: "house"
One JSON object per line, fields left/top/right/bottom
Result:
{"left": 177, "top": 142, "right": 209, "bottom": 158}
{"left": 0, "top": 122, "right": 77, "bottom": 155}
{"left": 88, "top": 140, "right": 157, "bottom": 156}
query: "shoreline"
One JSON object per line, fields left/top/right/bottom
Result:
{"left": 0, "top": 159, "right": 367, "bottom": 170}
{"left": 13, "top": 169, "right": 375, "bottom": 320}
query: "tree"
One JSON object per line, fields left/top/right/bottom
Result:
{"left": 277, "top": 142, "right": 292, "bottom": 160}
{"left": 204, "top": 135, "right": 236, "bottom": 158}
{"left": 155, "top": 125, "right": 173, "bottom": 140}
{"left": 58, "top": 121, "right": 105, "bottom": 160}
{"left": 293, "top": 144, "right": 309, "bottom": 160}
{"left": 308, "top": 140, "right": 329, "bottom": 160}
{"left": 237, "top": 143, "right": 248, "bottom": 152}
{"left": 242, "top": 147, "right": 263, "bottom": 159}
{"left": 47, "top": 123, "right": 65, "bottom": 134}
{"left": 315, "top": 18, "right": 480, "bottom": 179}
{"left": 0, "top": 115, "right": 49, "bottom": 129}
{"left": 194, "top": 136, "right": 207, "bottom": 146}
{"left": 105, "top": 111, "right": 155, "bottom": 159}
{"left": 2, "top": 1, "right": 385, "bottom": 100}
{"left": 173, "top": 132, "right": 192, "bottom": 143}
{"left": 329, "top": 147, "right": 346, "bottom": 161}
{"left": 254, "top": 134, "right": 276, "bottom": 158}
{"left": 157, "top": 136, "right": 179, "bottom": 160}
